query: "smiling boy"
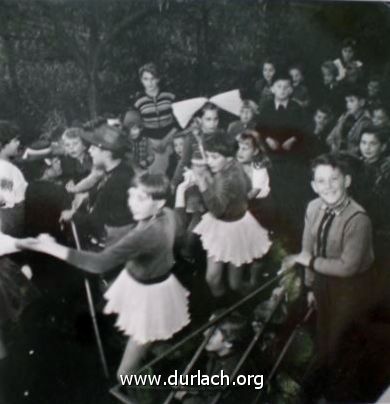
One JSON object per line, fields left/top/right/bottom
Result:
{"left": 282, "top": 153, "right": 379, "bottom": 400}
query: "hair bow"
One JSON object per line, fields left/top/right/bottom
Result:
{"left": 172, "top": 89, "right": 242, "bottom": 129}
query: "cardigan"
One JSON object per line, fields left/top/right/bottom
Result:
{"left": 302, "top": 197, "right": 373, "bottom": 277}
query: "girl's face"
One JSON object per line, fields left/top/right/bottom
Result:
{"left": 128, "top": 125, "right": 142, "bottom": 141}
{"left": 372, "top": 109, "right": 389, "bottom": 128}
{"left": 2, "top": 137, "right": 20, "bottom": 158}
{"left": 173, "top": 137, "right": 184, "bottom": 157}
{"left": 314, "top": 111, "right": 330, "bottom": 128}
{"left": 345, "top": 96, "right": 363, "bottom": 115}
{"left": 289, "top": 68, "right": 303, "bottom": 87}
{"left": 341, "top": 46, "right": 354, "bottom": 63}
{"left": 311, "top": 165, "right": 350, "bottom": 207}
{"left": 367, "top": 81, "right": 380, "bottom": 98}
{"left": 263, "top": 63, "right": 275, "bottom": 83}
{"left": 322, "top": 68, "right": 335, "bottom": 85}
{"left": 63, "top": 137, "right": 86, "bottom": 159}
{"left": 127, "top": 185, "right": 161, "bottom": 221}
{"left": 240, "top": 107, "right": 254, "bottom": 125}
{"left": 141, "top": 71, "right": 160, "bottom": 94}
{"left": 236, "top": 140, "right": 258, "bottom": 164}
{"left": 360, "top": 133, "right": 383, "bottom": 163}
{"left": 206, "top": 151, "right": 229, "bottom": 174}
{"left": 201, "top": 110, "right": 219, "bottom": 133}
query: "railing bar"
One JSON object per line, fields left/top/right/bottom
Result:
{"left": 210, "top": 290, "right": 286, "bottom": 404}
{"left": 251, "top": 306, "right": 314, "bottom": 404}
{"left": 163, "top": 326, "right": 216, "bottom": 404}
{"left": 136, "top": 269, "right": 290, "bottom": 374}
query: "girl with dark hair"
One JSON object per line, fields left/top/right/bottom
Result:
{"left": 190, "top": 133, "right": 272, "bottom": 296}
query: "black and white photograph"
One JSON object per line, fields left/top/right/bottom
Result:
{"left": 0, "top": 0, "right": 390, "bottom": 403}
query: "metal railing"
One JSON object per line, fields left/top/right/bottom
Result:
{"left": 109, "top": 268, "right": 298, "bottom": 404}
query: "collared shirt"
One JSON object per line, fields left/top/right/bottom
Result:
{"left": 274, "top": 100, "right": 289, "bottom": 110}
{"left": 318, "top": 196, "right": 350, "bottom": 216}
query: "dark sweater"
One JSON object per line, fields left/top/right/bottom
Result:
{"left": 75, "top": 161, "right": 134, "bottom": 237}
{"left": 67, "top": 208, "right": 184, "bottom": 282}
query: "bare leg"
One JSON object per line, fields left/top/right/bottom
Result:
{"left": 249, "top": 260, "right": 264, "bottom": 288}
{"left": 117, "top": 338, "right": 150, "bottom": 382}
{"left": 227, "top": 263, "right": 244, "bottom": 293}
{"left": 205, "top": 257, "right": 225, "bottom": 297}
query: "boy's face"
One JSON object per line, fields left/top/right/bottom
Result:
{"left": 240, "top": 107, "right": 254, "bottom": 125}
{"left": 289, "top": 68, "right": 303, "bottom": 87}
{"left": 341, "top": 46, "right": 354, "bottom": 63}
{"left": 271, "top": 79, "right": 292, "bottom": 102}
{"left": 367, "top": 81, "right": 380, "bottom": 98}
{"left": 128, "top": 125, "right": 142, "bottom": 141}
{"left": 127, "top": 185, "right": 163, "bottom": 221}
{"left": 360, "top": 133, "right": 383, "bottom": 162}
{"left": 141, "top": 71, "right": 159, "bottom": 93}
{"left": 201, "top": 110, "right": 219, "bottom": 133}
{"left": 2, "top": 137, "right": 20, "bottom": 158}
{"left": 372, "top": 109, "right": 389, "bottom": 128}
{"left": 236, "top": 140, "right": 258, "bottom": 164}
{"left": 322, "top": 67, "right": 335, "bottom": 85}
{"left": 206, "top": 151, "right": 228, "bottom": 174}
{"left": 311, "top": 165, "right": 351, "bottom": 207}
{"left": 173, "top": 137, "right": 184, "bottom": 157}
{"left": 345, "top": 96, "right": 364, "bottom": 115}
{"left": 314, "top": 110, "right": 330, "bottom": 128}
{"left": 262, "top": 63, "right": 275, "bottom": 83}
{"left": 88, "top": 144, "right": 109, "bottom": 168}
{"left": 63, "top": 137, "right": 86, "bottom": 159}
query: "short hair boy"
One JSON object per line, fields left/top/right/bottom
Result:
{"left": 326, "top": 85, "right": 371, "bottom": 153}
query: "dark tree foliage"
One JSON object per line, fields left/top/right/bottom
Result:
{"left": 0, "top": 0, "right": 389, "bottom": 140}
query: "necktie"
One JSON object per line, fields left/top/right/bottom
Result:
{"left": 316, "top": 208, "right": 336, "bottom": 257}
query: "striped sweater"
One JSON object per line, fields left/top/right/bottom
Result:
{"left": 134, "top": 91, "right": 176, "bottom": 140}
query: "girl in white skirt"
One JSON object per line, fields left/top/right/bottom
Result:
{"left": 17, "top": 173, "right": 190, "bottom": 380}
{"left": 191, "top": 133, "right": 272, "bottom": 296}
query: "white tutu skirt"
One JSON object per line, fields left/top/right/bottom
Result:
{"left": 193, "top": 211, "right": 272, "bottom": 266}
{"left": 103, "top": 270, "right": 190, "bottom": 344}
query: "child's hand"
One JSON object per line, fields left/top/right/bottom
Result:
{"left": 37, "top": 233, "right": 57, "bottom": 244}
{"left": 59, "top": 209, "right": 75, "bottom": 223}
{"left": 307, "top": 291, "right": 316, "bottom": 309}
{"left": 282, "top": 136, "right": 297, "bottom": 151}
{"left": 278, "top": 254, "right": 298, "bottom": 274}
{"left": 65, "top": 180, "right": 76, "bottom": 193}
{"left": 265, "top": 137, "right": 280, "bottom": 150}
{"left": 16, "top": 234, "right": 56, "bottom": 254}
{"left": 15, "top": 237, "right": 42, "bottom": 251}
{"left": 294, "top": 251, "right": 311, "bottom": 267}
{"left": 182, "top": 169, "right": 196, "bottom": 187}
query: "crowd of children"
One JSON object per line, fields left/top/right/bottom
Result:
{"left": 1, "top": 40, "right": 390, "bottom": 402}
